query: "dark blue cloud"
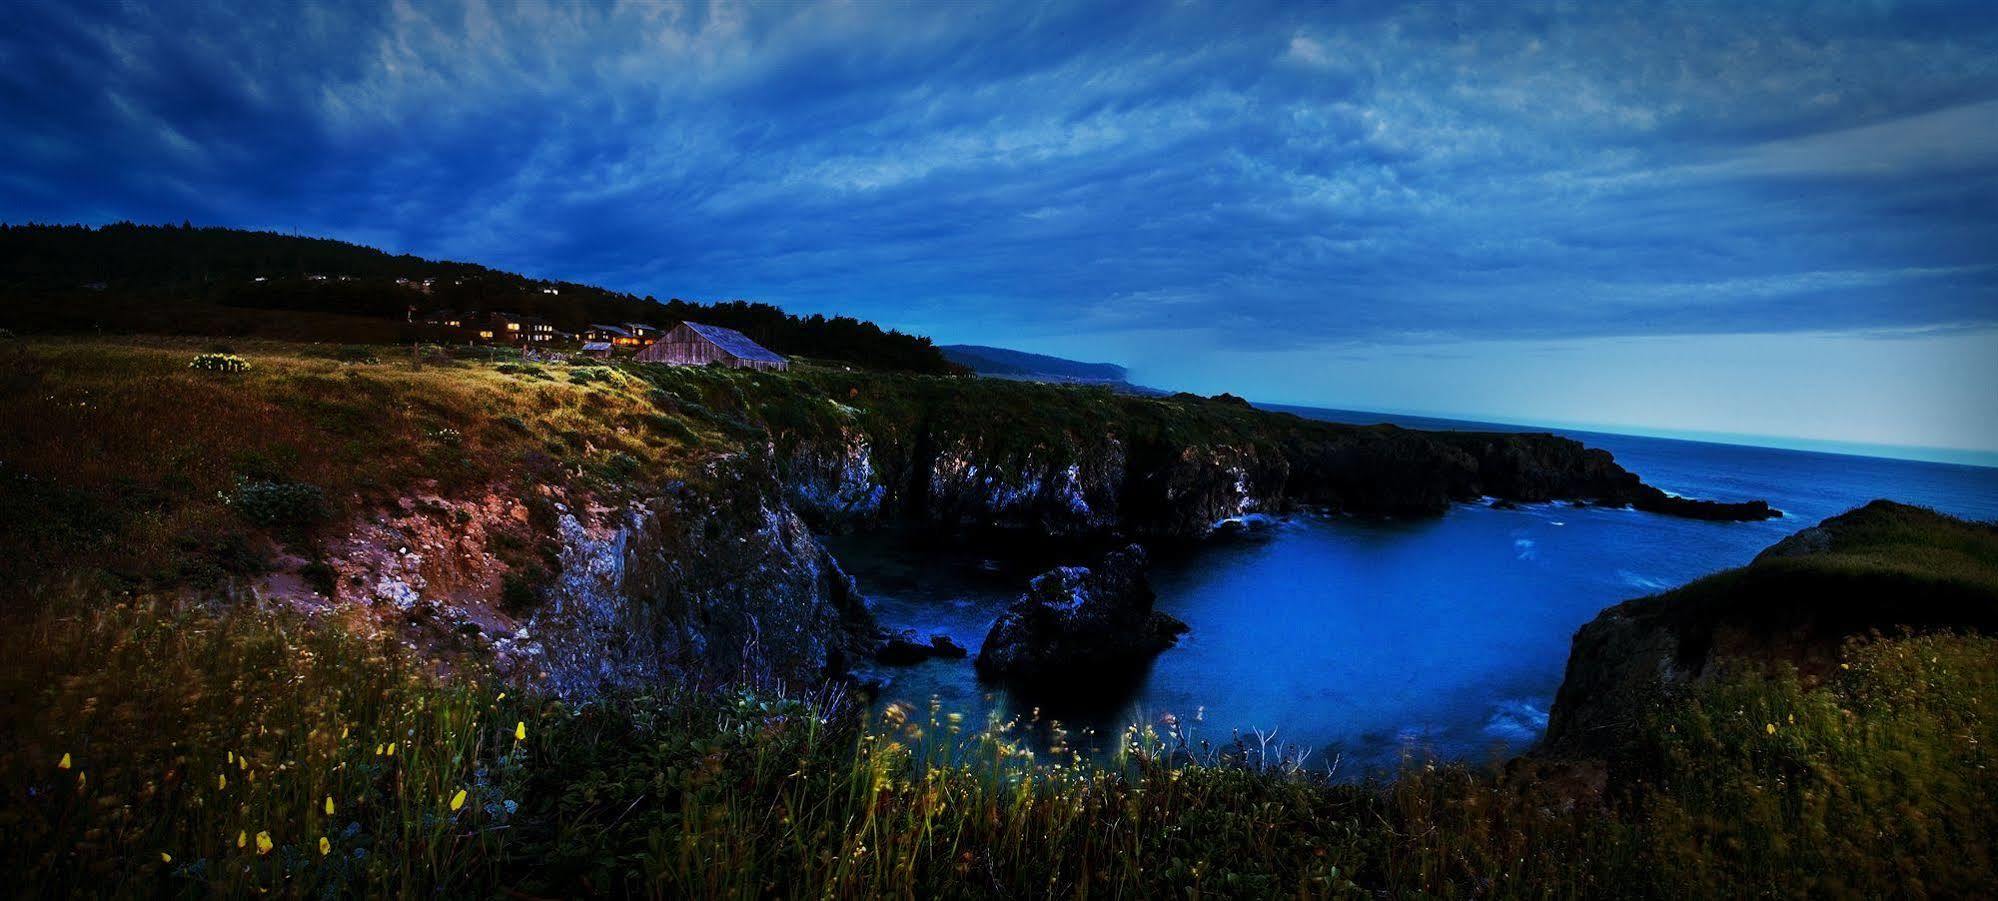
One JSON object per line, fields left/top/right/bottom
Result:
{"left": 4, "top": 0, "right": 1996, "bottom": 351}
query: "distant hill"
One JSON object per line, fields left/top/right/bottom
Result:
{"left": 940, "top": 344, "right": 1128, "bottom": 383}
{"left": 0, "top": 222, "right": 960, "bottom": 373}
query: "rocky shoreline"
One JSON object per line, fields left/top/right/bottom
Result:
{"left": 278, "top": 369, "right": 1783, "bottom": 697}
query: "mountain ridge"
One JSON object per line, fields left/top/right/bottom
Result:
{"left": 940, "top": 343, "right": 1128, "bottom": 383}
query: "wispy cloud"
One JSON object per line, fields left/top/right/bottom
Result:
{"left": 2, "top": 0, "right": 1995, "bottom": 351}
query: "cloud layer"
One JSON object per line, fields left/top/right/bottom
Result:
{"left": 5, "top": 1, "right": 1997, "bottom": 353}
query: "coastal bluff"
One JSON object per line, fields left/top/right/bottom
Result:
{"left": 1543, "top": 500, "right": 1998, "bottom": 757}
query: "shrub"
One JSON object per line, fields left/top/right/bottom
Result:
{"left": 499, "top": 570, "right": 543, "bottom": 615}
{"left": 299, "top": 560, "right": 339, "bottom": 596}
{"left": 225, "top": 478, "right": 329, "bottom": 528}
{"left": 334, "top": 345, "right": 380, "bottom": 364}
{"left": 190, "top": 352, "right": 250, "bottom": 373}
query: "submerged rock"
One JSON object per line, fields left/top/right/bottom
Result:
{"left": 874, "top": 630, "right": 969, "bottom": 665}
{"left": 974, "top": 544, "right": 1188, "bottom": 687}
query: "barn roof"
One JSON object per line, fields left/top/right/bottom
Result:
{"left": 682, "top": 321, "right": 787, "bottom": 364}
{"left": 580, "top": 341, "right": 613, "bottom": 352}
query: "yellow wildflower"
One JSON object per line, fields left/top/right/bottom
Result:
{"left": 324, "top": 796, "right": 335, "bottom": 816}
{"left": 161, "top": 852, "right": 172, "bottom": 863}
{"left": 386, "top": 742, "right": 396, "bottom": 755}
{"left": 218, "top": 773, "right": 227, "bottom": 791}
{"left": 515, "top": 721, "right": 527, "bottom": 741}
{"left": 496, "top": 692, "right": 507, "bottom": 701}
{"left": 341, "top": 726, "right": 349, "bottom": 739}
{"left": 58, "top": 753, "right": 72, "bottom": 770}
{"left": 451, "top": 789, "right": 468, "bottom": 812}
{"left": 237, "top": 830, "right": 247, "bottom": 849}
{"left": 76, "top": 771, "right": 86, "bottom": 789}
{"left": 255, "top": 831, "right": 273, "bottom": 855}
{"left": 1765, "top": 723, "right": 1777, "bottom": 735}
{"left": 228, "top": 751, "right": 235, "bottom": 764}
{"left": 319, "top": 836, "right": 331, "bottom": 857}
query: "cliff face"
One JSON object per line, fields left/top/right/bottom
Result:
{"left": 768, "top": 380, "right": 1774, "bottom": 543}
{"left": 299, "top": 463, "right": 878, "bottom": 695}
{"left": 1543, "top": 500, "right": 1998, "bottom": 757}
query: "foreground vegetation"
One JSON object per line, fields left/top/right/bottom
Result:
{"left": 3, "top": 594, "right": 1991, "bottom": 898}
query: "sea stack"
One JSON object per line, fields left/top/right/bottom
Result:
{"left": 975, "top": 544, "right": 1189, "bottom": 687}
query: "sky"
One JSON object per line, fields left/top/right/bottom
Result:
{"left": 3, "top": 1, "right": 1996, "bottom": 457}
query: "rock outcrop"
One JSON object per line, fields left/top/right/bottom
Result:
{"left": 974, "top": 545, "right": 1189, "bottom": 687}
{"left": 1542, "top": 500, "right": 1998, "bottom": 758}
{"left": 775, "top": 386, "right": 1777, "bottom": 544}
{"left": 873, "top": 630, "right": 969, "bottom": 665}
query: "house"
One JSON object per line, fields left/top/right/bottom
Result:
{"left": 519, "top": 315, "right": 557, "bottom": 342}
{"left": 489, "top": 312, "right": 527, "bottom": 340}
{"left": 579, "top": 341, "right": 613, "bottom": 358}
{"left": 421, "top": 309, "right": 466, "bottom": 328}
{"left": 622, "top": 322, "right": 661, "bottom": 344}
{"left": 633, "top": 321, "right": 789, "bottom": 371}
{"left": 586, "top": 324, "right": 639, "bottom": 346}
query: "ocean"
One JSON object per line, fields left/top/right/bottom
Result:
{"left": 828, "top": 407, "right": 1998, "bottom": 773}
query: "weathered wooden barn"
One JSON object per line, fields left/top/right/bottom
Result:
{"left": 634, "top": 321, "right": 789, "bottom": 371}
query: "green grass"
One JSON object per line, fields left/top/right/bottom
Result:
{"left": 3, "top": 595, "right": 1991, "bottom": 898}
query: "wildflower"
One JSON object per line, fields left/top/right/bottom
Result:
{"left": 161, "top": 852, "right": 172, "bottom": 863}
{"left": 255, "top": 831, "right": 274, "bottom": 855}
{"left": 319, "top": 836, "right": 331, "bottom": 857}
{"left": 386, "top": 742, "right": 396, "bottom": 755}
{"left": 515, "top": 721, "right": 527, "bottom": 741}
{"left": 218, "top": 773, "right": 228, "bottom": 791}
{"left": 228, "top": 751, "right": 235, "bottom": 765}
{"left": 237, "top": 830, "right": 247, "bottom": 849}
{"left": 341, "top": 726, "right": 349, "bottom": 739}
{"left": 451, "top": 788, "right": 468, "bottom": 812}
{"left": 1765, "top": 723, "right": 1777, "bottom": 735}
{"left": 496, "top": 692, "right": 506, "bottom": 701}
{"left": 324, "top": 796, "right": 335, "bottom": 816}
{"left": 58, "top": 753, "right": 72, "bottom": 770}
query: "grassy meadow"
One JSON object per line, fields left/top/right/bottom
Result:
{"left": 2, "top": 596, "right": 1992, "bottom": 898}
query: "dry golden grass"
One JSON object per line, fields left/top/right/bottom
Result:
{"left": 0, "top": 337, "right": 724, "bottom": 595}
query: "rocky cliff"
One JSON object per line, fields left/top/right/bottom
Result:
{"left": 480, "top": 371, "right": 1782, "bottom": 691}
{"left": 764, "top": 372, "right": 1777, "bottom": 543}
{"left": 1542, "top": 500, "right": 1998, "bottom": 757}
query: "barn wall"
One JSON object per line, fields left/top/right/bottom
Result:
{"left": 635, "top": 323, "right": 788, "bottom": 370}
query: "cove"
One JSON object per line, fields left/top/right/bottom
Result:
{"left": 833, "top": 414, "right": 1998, "bottom": 773}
